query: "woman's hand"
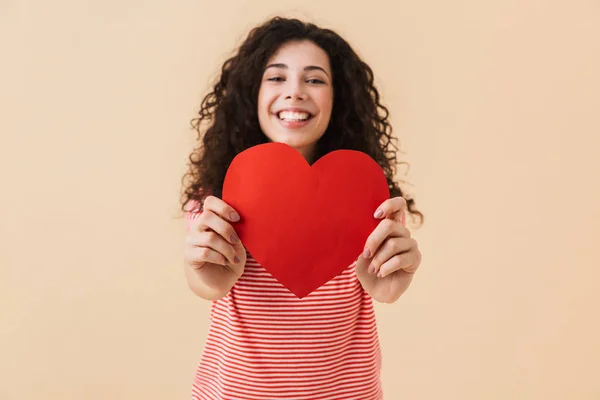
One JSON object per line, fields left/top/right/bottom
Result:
{"left": 355, "top": 197, "right": 422, "bottom": 303}
{"left": 184, "top": 196, "right": 247, "bottom": 299}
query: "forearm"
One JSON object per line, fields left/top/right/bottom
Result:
{"left": 184, "top": 262, "right": 240, "bottom": 301}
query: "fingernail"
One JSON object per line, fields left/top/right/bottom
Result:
{"left": 374, "top": 209, "right": 384, "bottom": 218}
{"left": 369, "top": 265, "right": 375, "bottom": 274}
{"left": 230, "top": 211, "right": 240, "bottom": 222}
{"left": 363, "top": 247, "right": 371, "bottom": 258}
{"left": 234, "top": 256, "right": 240, "bottom": 264}
{"left": 231, "top": 233, "right": 239, "bottom": 243}
{"left": 377, "top": 271, "right": 384, "bottom": 278}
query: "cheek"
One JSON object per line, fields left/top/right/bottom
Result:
{"left": 258, "top": 91, "right": 276, "bottom": 116}
{"left": 316, "top": 91, "right": 334, "bottom": 115}
{"left": 257, "top": 85, "right": 268, "bottom": 107}
{"left": 318, "top": 104, "right": 333, "bottom": 127}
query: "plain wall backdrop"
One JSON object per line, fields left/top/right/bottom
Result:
{"left": 1, "top": 0, "right": 599, "bottom": 399}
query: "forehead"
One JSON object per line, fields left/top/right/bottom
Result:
{"left": 267, "top": 40, "right": 331, "bottom": 71}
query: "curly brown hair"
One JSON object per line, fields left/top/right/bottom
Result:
{"left": 180, "top": 16, "right": 424, "bottom": 226}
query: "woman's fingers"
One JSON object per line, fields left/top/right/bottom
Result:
{"left": 195, "top": 211, "right": 240, "bottom": 245}
{"left": 187, "top": 231, "right": 239, "bottom": 265}
{"left": 184, "top": 245, "right": 228, "bottom": 268}
{"left": 193, "top": 196, "right": 242, "bottom": 246}
{"left": 362, "top": 219, "right": 410, "bottom": 260}
{"left": 378, "top": 248, "right": 420, "bottom": 278}
{"left": 367, "top": 237, "right": 415, "bottom": 275}
{"left": 373, "top": 196, "right": 407, "bottom": 222}
{"left": 203, "top": 195, "right": 241, "bottom": 223}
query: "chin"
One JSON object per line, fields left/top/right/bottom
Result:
{"left": 266, "top": 134, "right": 316, "bottom": 159}
{"left": 279, "top": 139, "right": 312, "bottom": 153}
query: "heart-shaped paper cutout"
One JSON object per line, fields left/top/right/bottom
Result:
{"left": 222, "top": 142, "right": 390, "bottom": 298}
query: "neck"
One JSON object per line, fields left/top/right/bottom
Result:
{"left": 297, "top": 145, "right": 317, "bottom": 165}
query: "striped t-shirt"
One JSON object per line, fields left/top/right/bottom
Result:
{"left": 186, "top": 208, "right": 383, "bottom": 400}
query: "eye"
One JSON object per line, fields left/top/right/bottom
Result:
{"left": 267, "top": 77, "right": 284, "bottom": 82}
{"left": 307, "top": 79, "right": 325, "bottom": 84}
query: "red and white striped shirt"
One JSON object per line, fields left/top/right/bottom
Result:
{"left": 186, "top": 208, "right": 383, "bottom": 400}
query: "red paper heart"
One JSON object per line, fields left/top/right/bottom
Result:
{"left": 222, "top": 142, "right": 390, "bottom": 298}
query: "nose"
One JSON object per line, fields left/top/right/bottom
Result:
{"left": 285, "top": 79, "right": 305, "bottom": 101}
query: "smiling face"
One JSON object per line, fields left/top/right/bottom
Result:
{"left": 257, "top": 40, "right": 334, "bottom": 163}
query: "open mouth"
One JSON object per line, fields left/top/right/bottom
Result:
{"left": 277, "top": 111, "right": 314, "bottom": 122}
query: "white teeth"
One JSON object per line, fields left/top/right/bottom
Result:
{"left": 278, "top": 111, "right": 311, "bottom": 121}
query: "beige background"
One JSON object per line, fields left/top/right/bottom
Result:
{"left": 1, "top": 0, "right": 599, "bottom": 399}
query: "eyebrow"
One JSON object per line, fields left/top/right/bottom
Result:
{"left": 265, "top": 63, "right": 330, "bottom": 78}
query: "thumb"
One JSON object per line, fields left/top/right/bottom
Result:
{"left": 354, "top": 253, "right": 370, "bottom": 272}
{"left": 233, "top": 240, "right": 246, "bottom": 255}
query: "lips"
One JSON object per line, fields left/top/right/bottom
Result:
{"left": 275, "top": 107, "right": 313, "bottom": 114}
